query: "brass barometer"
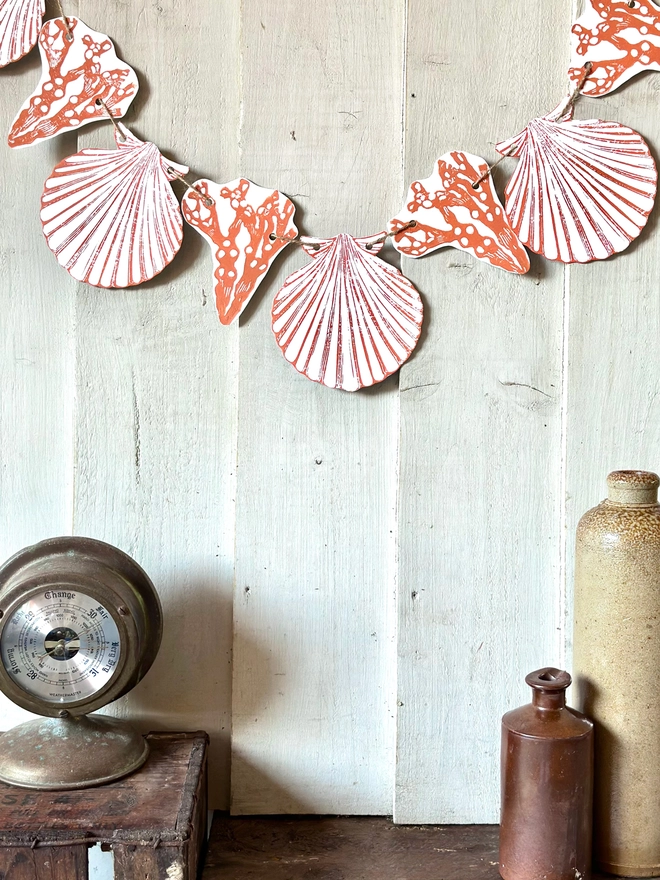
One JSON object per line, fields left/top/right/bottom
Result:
{"left": 0, "top": 536, "right": 162, "bottom": 789}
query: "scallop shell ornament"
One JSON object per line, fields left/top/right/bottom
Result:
{"left": 569, "top": 0, "right": 660, "bottom": 96}
{"left": 0, "top": 0, "right": 44, "bottom": 67}
{"left": 8, "top": 16, "right": 138, "bottom": 148}
{"left": 40, "top": 124, "right": 188, "bottom": 288}
{"left": 388, "top": 151, "right": 529, "bottom": 273}
{"left": 495, "top": 101, "right": 657, "bottom": 263}
{"left": 182, "top": 177, "right": 297, "bottom": 325}
{"left": 272, "top": 233, "right": 424, "bottom": 392}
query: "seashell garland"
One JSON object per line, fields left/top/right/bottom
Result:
{"left": 182, "top": 178, "right": 297, "bottom": 325}
{"left": 388, "top": 151, "right": 529, "bottom": 274}
{"left": 272, "top": 233, "right": 424, "bottom": 392}
{"left": 0, "top": 0, "right": 44, "bottom": 67}
{"left": 496, "top": 102, "right": 657, "bottom": 263}
{"left": 40, "top": 124, "right": 188, "bottom": 288}
{"left": 8, "top": 16, "right": 138, "bottom": 148}
{"left": 569, "top": 0, "right": 660, "bottom": 97}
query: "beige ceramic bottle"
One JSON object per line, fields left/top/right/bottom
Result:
{"left": 573, "top": 470, "right": 660, "bottom": 877}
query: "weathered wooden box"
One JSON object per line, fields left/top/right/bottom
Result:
{"left": 0, "top": 731, "right": 208, "bottom": 880}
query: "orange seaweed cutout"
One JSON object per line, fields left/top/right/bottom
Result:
{"left": 8, "top": 16, "right": 138, "bottom": 147}
{"left": 183, "top": 178, "right": 297, "bottom": 326}
{"left": 388, "top": 151, "right": 529, "bottom": 274}
{"left": 569, "top": 0, "right": 660, "bottom": 96}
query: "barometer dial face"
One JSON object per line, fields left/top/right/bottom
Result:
{"left": 0, "top": 589, "right": 121, "bottom": 704}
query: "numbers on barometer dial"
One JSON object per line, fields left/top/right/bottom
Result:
{"left": 0, "top": 590, "right": 122, "bottom": 703}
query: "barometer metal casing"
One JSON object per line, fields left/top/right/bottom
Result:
{"left": 0, "top": 536, "right": 162, "bottom": 789}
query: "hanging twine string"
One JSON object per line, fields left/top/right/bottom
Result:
{"left": 54, "top": 0, "right": 73, "bottom": 41}
{"left": 94, "top": 99, "right": 213, "bottom": 206}
{"left": 471, "top": 147, "right": 516, "bottom": 190}
{"left": 270, "top": 219, "right": 418, "bottom": 248}
{"left": 471, "top": 61, "right": 593, "bottom": 191}
{"left": 563, "top": 60, "right": 593, "bottom": 112}
{"left": 166, "top": 168, "right": 215, "bottom": 207}
{"left": 95, "top": 98, "right": 126, "bottom": 142}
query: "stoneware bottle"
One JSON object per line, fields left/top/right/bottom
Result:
{"left": 500, "top": 668, "right": 593, "bottom": 880}
{"left": 573, "top": 470, "right": 660, "bottom": 877}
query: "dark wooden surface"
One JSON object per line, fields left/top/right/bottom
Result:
{"left": 202, "top": 816, "right": 641, "bottom": 880}
{"left": 0, "top": 731, "right": 207, "bottom": 880}
{"left": 0, "top": 731, "right": 206, "bottom": 845}
{"left": 203, "top": 817, "right": 501, "bottom": 880}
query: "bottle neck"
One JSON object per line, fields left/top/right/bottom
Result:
{"left": 608, "top": 485, "right": 658, "bottom": 505}
{"left": 532, "top": 690, "right": 566, "bottom": 710}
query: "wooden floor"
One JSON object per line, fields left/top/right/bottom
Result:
{"left": 203, "top": 817, "right": 501, "bottom": 879}
{"left": 202, "top": 816, "right": 639, "bottom": 880}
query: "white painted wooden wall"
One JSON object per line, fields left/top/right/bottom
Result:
{"left": 1, "top": 0, "right": 658, "bottom": 823}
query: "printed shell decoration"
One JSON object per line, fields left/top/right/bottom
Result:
{"left": 495, "top": 101, "right": 657, "bottom": 263}
{"left": 182, "top": 178, "right": 297, "bottom": 325}
{"left": 0, "top": 0, "right": 44, "bottom": 67}
{"left": 41, "top": 124, "right": 188, "bottom": 288}
{"left": 388, "top": 151, "right": 529, "bottom": 274}
{"left": 569, "top": 0, "right": 660, "bottom": 96}
{"left": 272, "top": 233, "right": 424, "bottom": 392}
{"left": 8, "top": 16, "right": 138, "bottom": 148}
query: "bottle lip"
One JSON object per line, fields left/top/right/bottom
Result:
{"left": 525, "top": 667, "right": 571, "bottom": 692}
{"left": 607, "top": 470, "right": 659, "bottom": 490}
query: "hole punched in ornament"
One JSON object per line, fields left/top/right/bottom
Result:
{"left": 167, "top": 168, "right": 215, "bottom": 208}
{"left": 55, "top": 0, "right": 73, "bottom": 41}
{"left": 95, "top": 98, "right": 127, "bottom": 142}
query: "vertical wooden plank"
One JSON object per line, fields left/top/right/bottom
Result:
{"left": 231, "top": 1, "right": 404, "bottom": 814}
{"left": 73, "top": 0, "right": 240, "bottom": 809}
{"left": 0, "top": 35, "right": 77, "bottom": 730}
{"left": 565, "top": 1, "right": 660, "bottom": 668}
{"left": 395, "top": 0, "right": 571, "bottom": 822}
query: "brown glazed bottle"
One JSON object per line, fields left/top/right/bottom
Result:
{"left": 500, "top": 668, "right": 594, "bottom": 880}
{"left": 574, "top": 470, "right": 660, "bottom": 877}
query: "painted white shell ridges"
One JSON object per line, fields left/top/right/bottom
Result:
{"left": 40, "top": 124, "right": 188, "bottom": 288}
{"left": 0, "top": 0, "right": 44, "bottom": 67}
{"left": 272, "top": 233, "right": 424, "bottom": 392}
{"left": 496, "top": 102, "right": 657, "bottom": 263}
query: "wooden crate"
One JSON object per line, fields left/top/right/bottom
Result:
{"left": 0, "top": 731, "right": 208, "bottom": 880}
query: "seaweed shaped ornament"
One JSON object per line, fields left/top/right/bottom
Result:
{"left": 388, "top": 151, "right": 529, "bottom": 273}
{"left": 272, "top": 233, "right": 424, "bottom": 392}
{"left": 8, "top": 15, "right": 138, "bottom": 147}
{"left": 0, "top": 0, "right": 44, "bottom": 67}
{"left": 496, "top": 100, "right": 657, "bottom": 263}
{"left": 569, "top": 0, "right": 660, "bottom": 96}
{"left": 182, "top": 178, "right": 297, "bottom": 325}
{"left": 41, "top": 124, "right": 188, "bottom": 287}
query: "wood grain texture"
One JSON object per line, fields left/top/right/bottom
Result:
{"left": 202, "top": 817, "right": 648, "bottom": 880}
{"left": 0, "top": 19, "right": 78, "bottom": 733}
{"left": 564, "top": 0, "right": 660, "bottom": 670}
{"left": 0, "top": 734, "right": 206, "bottom": 880}
{"left": 0, "top": 846, "right": 88, "bottom": 880}
{"left": 72, "top": 0, "right": 240, "bottom": 810}
{"left": 231, "top": 0, "right": 403, "bottom": 814}
{"left": 394, "top": 0, "right": 572, "bottom": 823}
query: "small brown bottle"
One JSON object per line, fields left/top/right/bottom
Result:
{"left": 500, "top": 668, "right": 594, "bottom": 880}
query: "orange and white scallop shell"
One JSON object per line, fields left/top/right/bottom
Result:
{"left": 0, "top": 0, "right": 44, "bottom": 67}
{"left": 182, "top": 178, "right": 297, "bottom": 325}
{"left": 8, "top": 15, "right": 138, "bottom": 148}
{"left": 272, "top": 233, "right": 424, "bottom": 392}
{"left": 496, "top": 101, "right": 657, "bottom": 263}
{"left": 388, "top": 151, "right": 529, "bottom": 274}
{"left": 40, "top": 124, "right": 188, "bottom": 288}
